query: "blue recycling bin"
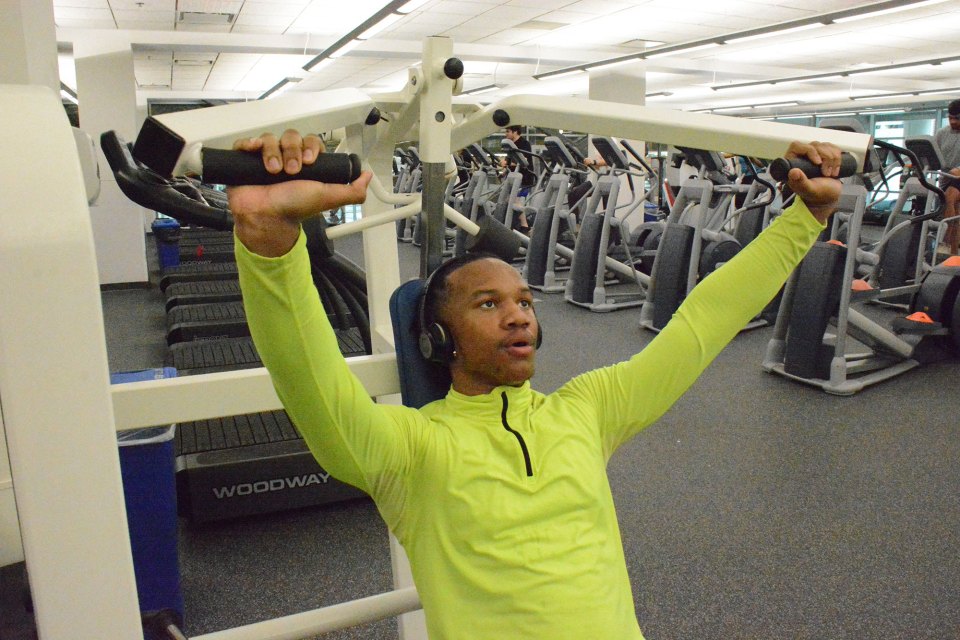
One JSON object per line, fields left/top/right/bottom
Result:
{"left": 151, "top": 218, "right": 181, "bottom": 269}
{"left": 111, "top": 367, "right": 184, "bottom": 625}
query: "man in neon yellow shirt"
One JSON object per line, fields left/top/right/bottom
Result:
{"left": 229, "top": 132, "right": 843, "bottom": 639}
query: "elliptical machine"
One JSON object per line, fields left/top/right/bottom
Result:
{"left": 563, "top": 136, "right": 656, "bottom": 312}
{"left": 762, "top": 141, "right": 960, "bottom": 396}
{"left": 638, "top": 147, "right": 773, "bottom": 331}
{"left": 523, "top": 136, "right": 588, "bottom": 292}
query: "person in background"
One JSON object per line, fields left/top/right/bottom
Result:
{"left": 934, "top": 98, "right": 960, "bottom": 256}
{"left": 499, "top": 125, "right": 537, "bottom": 232}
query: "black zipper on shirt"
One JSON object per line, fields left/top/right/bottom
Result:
{"left": 500, "top": 392, "right": 533, "bottom": 477}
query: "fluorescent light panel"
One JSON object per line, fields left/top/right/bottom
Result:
{"left": 833, "top": 0, "right": 949, "bottom": 23}
{"left": 542, "top": 0, "right": 952, "bottom": 85}
{"left": 537, "top": 69, "right": 586, "bottom": 80}
{"left": 463, "top": 84, "right": 502, "bottom": 96}
{"left": 358, "top": 12, "right": 402, "bottom": 39}
{"left": 587, "top": 58, "right": 641, "bottom": 72}
{"left": 397, "top": 0, "right": 431, "bottom": 13}
{"left": 644, "top": 42, "right": 723, "bottom": 59}
{"left": 851, "top": 85, "right": 960, "bottom": 100}
{"left": 329, "top": 39, "right": 360, "bottom": 58}
{"left": 723, "top": 22, "right": 820, "bottom": 44}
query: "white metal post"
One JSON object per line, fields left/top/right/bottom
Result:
{"left": 0, "top": 84, "right": 143, "bottom": 638}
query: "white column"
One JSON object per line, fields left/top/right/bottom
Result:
{"left": 589, "top": 62, "right": 648, "bottom": 208}
{"left": 74, "top": 37, "right": 150, "bottom": 285}
{"left": 0, "top": 0, "right": 59, "bottom": 89}
{"left": 0, "top": 0, "right": 59, "bottom": 570}
{"left": 0, "top": 83, "right": 143, "bottom": 639}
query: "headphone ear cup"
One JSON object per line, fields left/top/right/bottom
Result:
{"left": 420, "top": 322, "right": 454, "bottom": 363}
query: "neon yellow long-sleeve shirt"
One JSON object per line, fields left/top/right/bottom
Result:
{"left": 236, "top": 200, "right": 823, "bottom": 639}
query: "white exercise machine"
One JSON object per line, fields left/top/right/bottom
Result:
{"left": 0, "top": 36, "right": 871, "bottom": 639}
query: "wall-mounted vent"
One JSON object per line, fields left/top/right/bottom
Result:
{"left": 177, "top": 11, "right": 236, "bottom": 25}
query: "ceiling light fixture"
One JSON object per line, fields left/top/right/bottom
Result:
{"left": 538, "top": 0, "right": 949, "bottom": 84}
{"left": 396, "top": 0, "right": 431, "bottom": 13}
{"left": 587, "top": 57, "right": 642, "bottom": 73}
{"left": 850, "top": 85, "right": 960, "bottom": 101}
{"left": 463, "top": 84, "right": 504, "bottom": 96}
{"left": 262, "top": 1, "right": 414, "bottom": 98}
{"left": 299, "top": 0, "right": 410, "bottom": 74}
{"left": 712, "top": 54, "right": 960, "bottom": 92}
{"left": 644, "top": 42, "right": 724, "bottom": 59}
{"left": 832, "top": 0, "right": 949, "bottom": 23}
{"left": 60, "top": 82, "right": 78, "bottom": 105}
{"left": 722, "top": 23, "right": 820, "bottom": 44}
{"left": 535, "top": 68, "right": 586, "bottom": 81}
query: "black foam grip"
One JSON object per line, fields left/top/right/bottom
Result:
{"left": 769, "top": 153, "right": 858, "bottom": 182}
{"left": 201, "top": 149, "right": 362, "bottom": 185}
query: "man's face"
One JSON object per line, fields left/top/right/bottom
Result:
{"left": 440, "top": 258, "right": 538, "bottom": 395}
{"left": 504, "top": 129, "right": 519, "bottom": 142}
{"left": 950, "top": 114, "right": 960, "bottom": 132}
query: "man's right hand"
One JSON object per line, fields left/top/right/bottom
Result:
{"left": 228, "top": 129, "right": 371, "bottom": 257}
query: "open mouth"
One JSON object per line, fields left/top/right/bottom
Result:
{"left": 504, "top": 336, "right": 534, "bottom": 357}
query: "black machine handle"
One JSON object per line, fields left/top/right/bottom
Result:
{"left": 769, "top": 153, "right": 858, "bottom": 182}
{"left": 201, "top": 148, "right": 362, "bottom": 186}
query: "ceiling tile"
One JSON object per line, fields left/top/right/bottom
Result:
{"left": 234, "top": 12, "right": 295, "bottom": 27}
{"left": 55, "top": 7, "right": 114, "bottom": 20}
{"left": 113, "top": 9, "right": 171, "bottom": 24}
{"left": 109, "top": 0, "right": 175, "bottom": 9}
{"left": 55, "top": 0, "right": 110, "bottom": 8}
{"left": 177, "top": 0, "right": 242, "bottom": 12}
{"left": 504, "top": 0, "right": 571, "bottom": 9}
{"left": 54, "top": 17, "right": 118, "bottom": 28}
{"left": 240, "top": 2, "right": 306, "bottom": 17}
{"left": 231, "top": 24, "right": 287, "bottom": 33}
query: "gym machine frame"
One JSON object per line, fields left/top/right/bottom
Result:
{"left": 0, "top": 36, "right": 871, "bottom": 639}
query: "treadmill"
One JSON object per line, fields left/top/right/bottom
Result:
{"left": 102, "top": 130, "right": 374, "bottom": 523}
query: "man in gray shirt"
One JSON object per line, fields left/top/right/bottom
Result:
{"left": 934, "top": 99, "right": 960, "bottom": 255}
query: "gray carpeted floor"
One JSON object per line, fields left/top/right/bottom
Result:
{"left": 5, "top": 228, "right": 958, "bottom": 640}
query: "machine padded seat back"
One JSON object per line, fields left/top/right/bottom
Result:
{"left": 390, "top": 279, "right": 452, "bottom": 409}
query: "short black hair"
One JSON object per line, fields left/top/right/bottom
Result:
{"left": 505, "top": 125, "right": 523, "bottom": 135}
{"left": 421, "top": 252, "right": 502, "bottom": 329}
{"left": 949, "top": 99, "right": 960, "bottom": 117}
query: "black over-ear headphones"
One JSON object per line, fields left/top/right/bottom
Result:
{"left": 417, "top": 258, "right": 543, "bottom": 365}
{"left": 418, "top": 266, "right": 455, "bottom": 364}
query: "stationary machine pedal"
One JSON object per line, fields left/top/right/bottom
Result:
{"left": 891, "top": 312, "right": 946, "bottom": 336}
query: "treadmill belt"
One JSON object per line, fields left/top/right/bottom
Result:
{"left": 159, "top": 262, "right": 238, "bottom": 290}
{"left": 170, "top": 328, "right": 366, "bottom": 457}
{"left": 177, "top": 410, "right": 300, "bottom": 456}
{"left": 167, "top": 337, "right": 262, "bottom": 374}
{"left": 165, "top": 280, "right": 243, "bottom": 311}
{"left": 166, "top": 280, "right": 242, "bottom": 298}
{"left": 166, "top": 328, "right": 366, "bottom": 375}
{"left": 168, "top": 301, "right": 247, "bottom": 326}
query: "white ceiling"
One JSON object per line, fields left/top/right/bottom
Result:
{"left": 54, "top": 0, "right": 960, "bottom": 118}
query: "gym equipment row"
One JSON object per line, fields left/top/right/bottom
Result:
{"left": 102, "top": 130, "right": 373, "bottom": 523}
